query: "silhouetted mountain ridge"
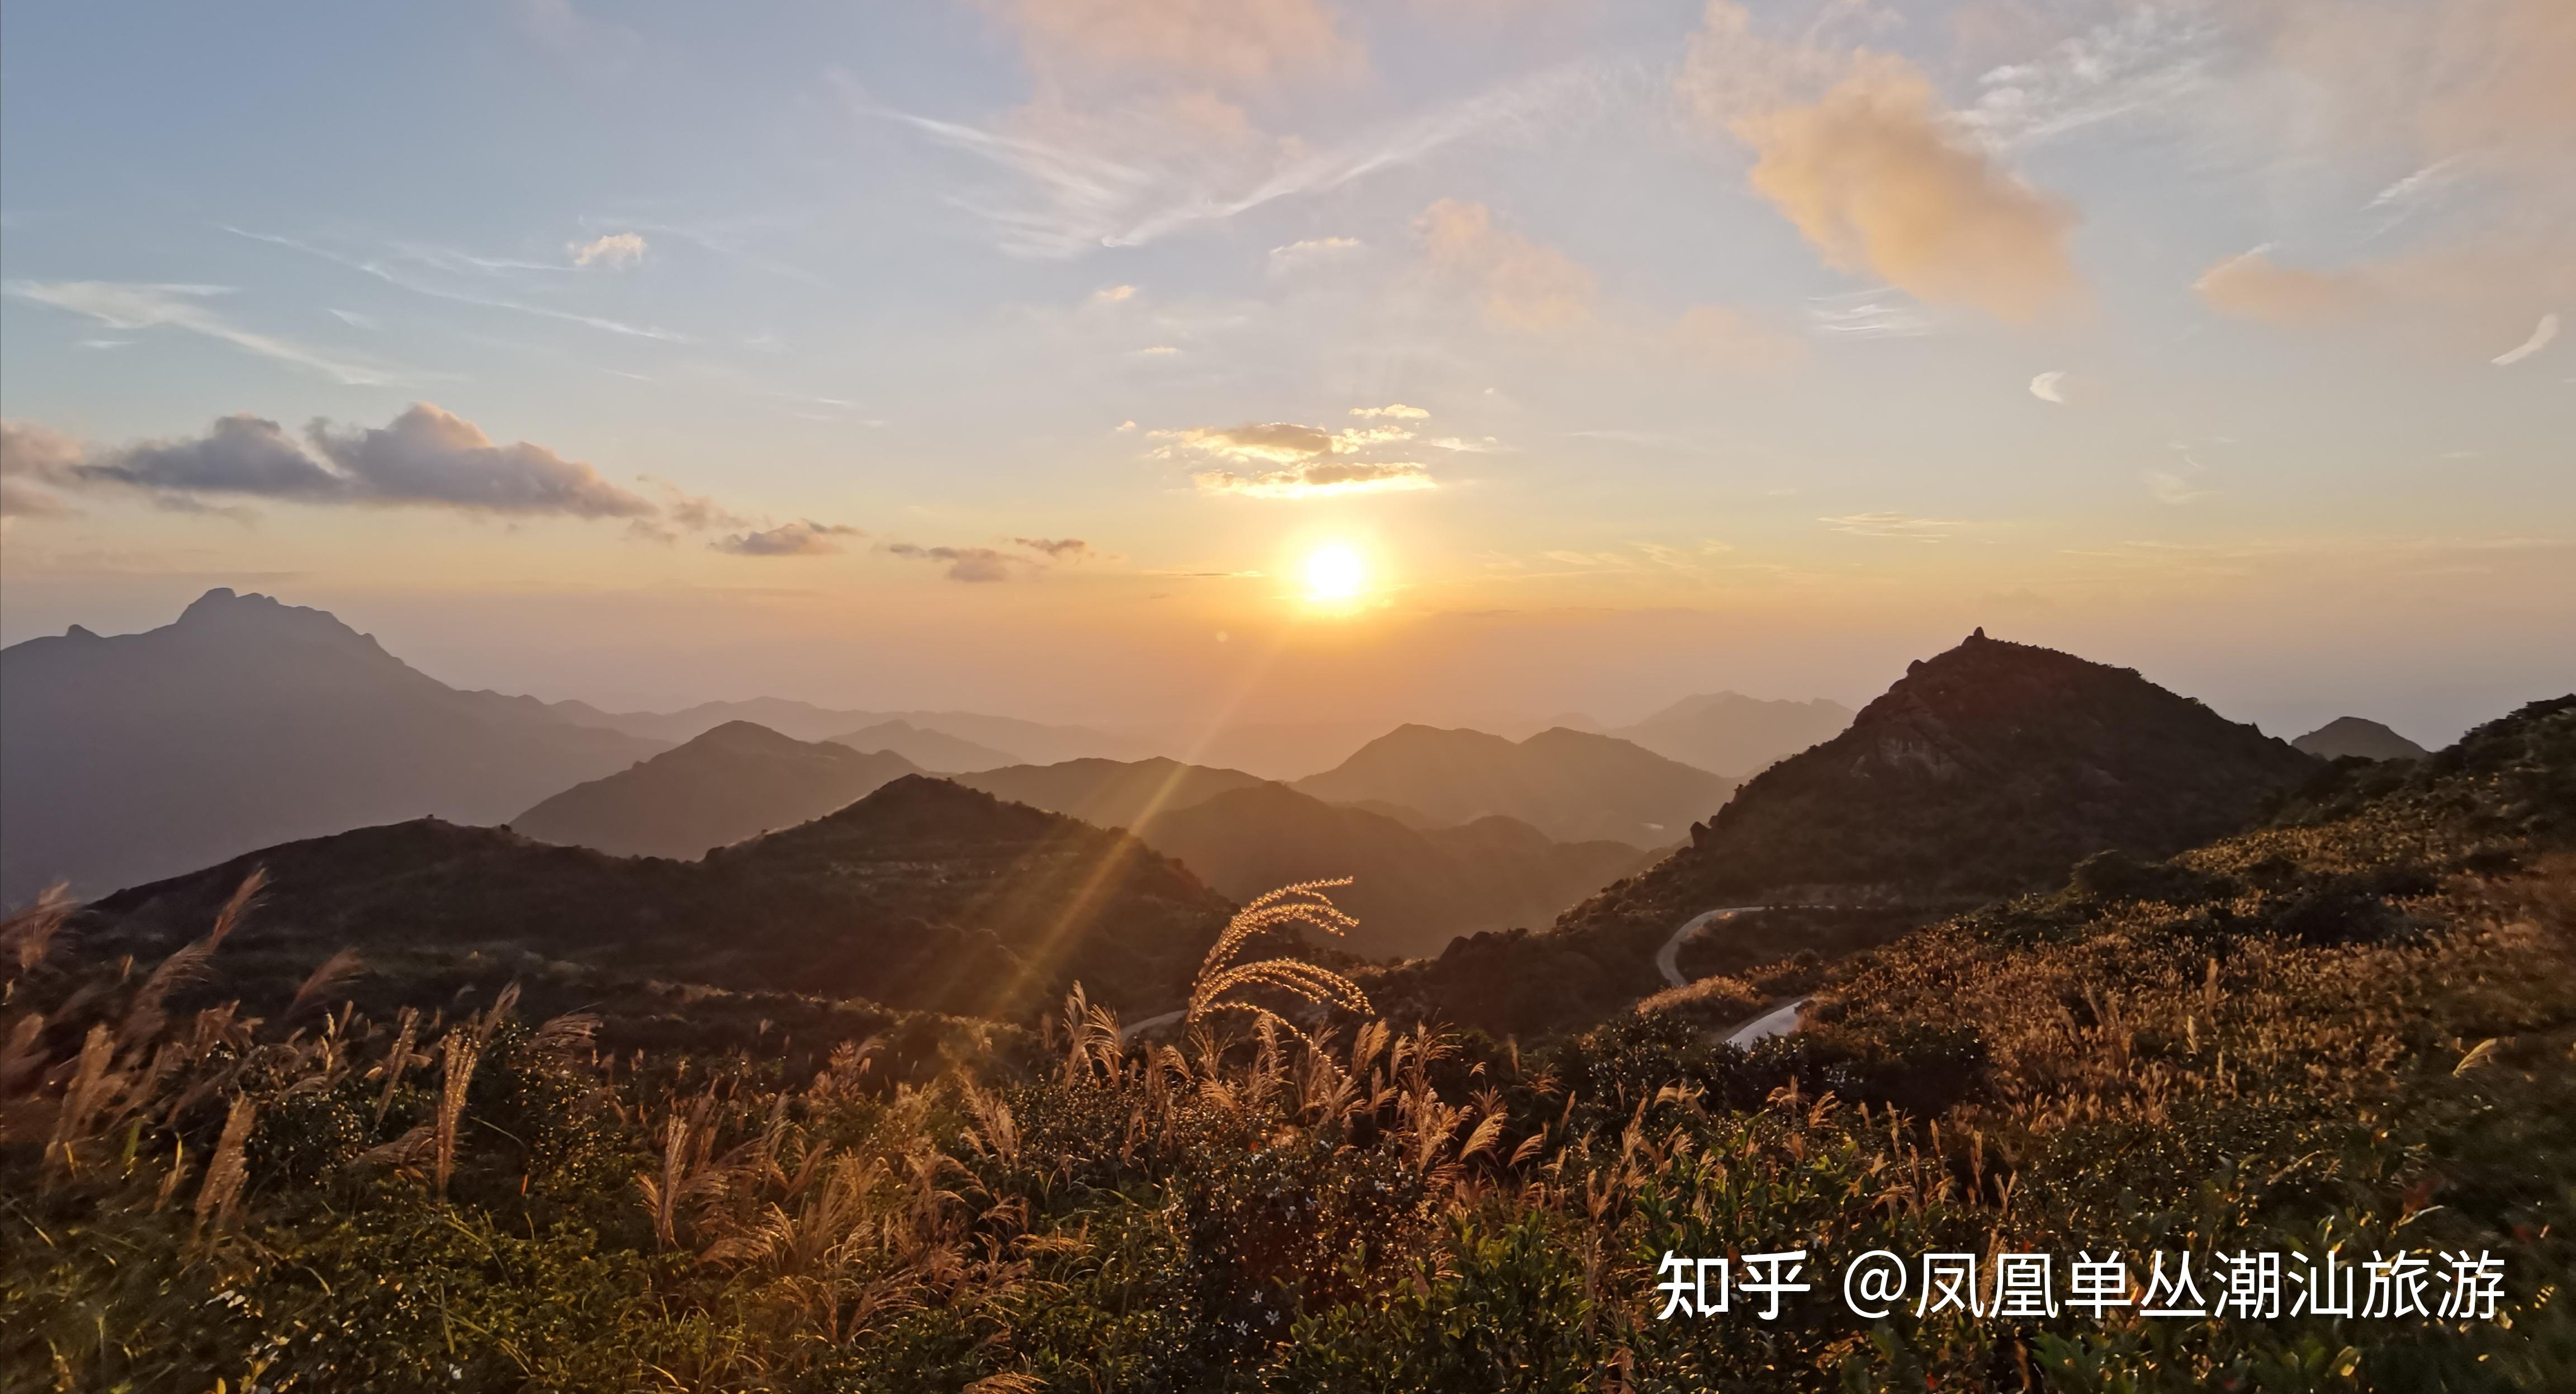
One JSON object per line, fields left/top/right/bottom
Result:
{"left": 512, "top": 722, "right": 924, "bottom": 859}
{"left": 75, "top": 774, "right": 1230, "bottom": 1018}
{"left": 2293, "top": 716, "right": 2430, "bottom": 762}
{"left": 1556, "top": 630, "right": 2323, "bottom": 933}
{"left": 1291, "top": 725, "right": 1734, "bottom": 847}
{"left": 0, "top": 588, "right": 664, "bottom": 905}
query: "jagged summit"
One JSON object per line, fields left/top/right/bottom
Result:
{"left": 1559, "top": 631, "right": 2321, "bottom": 927}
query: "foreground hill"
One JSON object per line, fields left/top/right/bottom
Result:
{"left": 956, "top": 756, "right": 1273, "bottom": 829}
{"left": 1606, "top": 691, "right": 1854, "bottom": 776}
{"left": 1291, "top": 725, "right": 1735, "bottom": 847}
{"left": 831, "top": 719, "right": 1022, "bottom": 772}
{"left": 1585, "top": 630, "right": 2318, "bottom": 911}
{"left": 1130, "top": 782, "right": 1649, "bottom": 958}
{"left": 1379, "top": 632, "right": 2328, "bottom": 1034}
{"left": 511, "top": 721, "right": 922, "bottom": 859}
{"left": 2294, "top": 715, "right": 2431, "bottom": 762}
{"left": 0, "top": 589, "right": 662, "bottom": 906}
{"left": 73, "top": 774, "right": 1230, "bottom": 1018}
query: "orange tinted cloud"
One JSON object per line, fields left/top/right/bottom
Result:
{"left": 1682, "top": 4, "right": 2082, "bottom": 324}
{"left": 978, "top": 0, "right": 1357, "bottom": 87}
{"left": 1415, "top": 198, "right": 1597, "bottom": 332}
{"left": 2193, "top": 251, "right": 2372, "bottom": 326}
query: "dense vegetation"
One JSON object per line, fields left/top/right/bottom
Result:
{"left": 4, "top": 697, "right": 2570, "bottom": 1391}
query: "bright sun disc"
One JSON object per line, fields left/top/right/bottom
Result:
{"left": 1303, "top": 545, "right": 1366, "bottom": 603}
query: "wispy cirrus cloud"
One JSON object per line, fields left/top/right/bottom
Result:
{"left": 4, "top": 280, "right": 400, "bottom": 385}
{"left": 226, "top": 226, "right": 692, "bottom": 343}
{"left": 1819, "top": 512, "right": 1968, "bottom": 540}
{"left": 882, "top": 60, "right": 1616, "bottom": 258}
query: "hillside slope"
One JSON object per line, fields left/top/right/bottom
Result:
{"left": 74, "top": 775, "right": 1232, "bottom": 1018}
{"left": 1608, "top": 692, "right": 1854, "bottom": 776}
{"left": 1292, "top": 725, "right": 1735, "bottom": 847}
{"left": 0, "top": 589, "right": 662, "bottom": 905}
{"left": 831, "top": 720, "right": 1021, "bottom": 772}
{"left": 1131, "top": 782, "right": 1647, "bottom": 958}
{"left": 512, "top": 721, "right": 922, "bottom": 858}
{"left": 957, "top": 757, "right": 1272, "bottom": 829}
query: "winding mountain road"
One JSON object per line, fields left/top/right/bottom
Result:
{"left": 1655, "top": 906, "right": 1765, "bottom": 987}
{"left": 1656, "top": 904, "right": 1812, "bottom": 1048}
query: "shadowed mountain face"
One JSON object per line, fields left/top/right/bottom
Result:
{"left": 2294, "top": 716, "right": 2431, "bottom": 762}
{"left": 1128, "top": 782, "right": 1650, "bottom": 960}
{"left": 957, "top": 757, "right": 1273, "bottom": 830}
{"left": 512, "top": 722, "right": 923, "bottom": 859}
{"left": 1607, "top": 693, "right": 1854, "bottom": 777}
{"left": 0, "top": 589, "right": 664, "bottom": 906}
{"left": 831, "top": 720, "right": 1021, "bottom": 773}
{"left": 1290, "top": 725, "right": 1736, "bottom": 848}
{"left": 1557, "top": 631, "right": 2323, "bottom": 934}
{"left": 75, "top": 776, "right": 1231, "bottom": 1018}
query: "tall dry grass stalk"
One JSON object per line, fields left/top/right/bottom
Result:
{"left": 1186, "top": 879, "right": 1372, "bottom": 1046}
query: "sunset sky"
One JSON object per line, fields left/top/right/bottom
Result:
{"left": 3, "top": 0, "right": 2569, "bottom": 746}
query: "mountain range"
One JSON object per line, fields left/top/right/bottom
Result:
{"left": 831, "top": 719, "right": 1023, "bottom": 772}
{"left": 1382, "top": 630, "right": 2331, "bottom": 1034}
{"left": 74, "top": 775, "right": 1229, "bottom": 1018}
{"left": 0, "top": 589, "right": 664, "bottom": 905}
{"left": 1290, "top": 725, "right": 1735, "bottom": 847}
{"left": 1601, "top": 692, "right": 1854, "bottom": 777}
{"left": 549, "top": 696, "right": 1144, "bottom": 765}
{"left": 510, "top": 721, "right": 924, "bottom": 859}
{"left": 1132, "top": 783, "right": 1650, "bottom": 958}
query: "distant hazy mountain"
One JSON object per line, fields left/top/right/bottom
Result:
{"left": 1606, "top": 693, "right": 1854, "bottom": 777}
{"left": 957, "top": 757, "right": 1272, "bottom": 828}
{"left": 553, "top": 700, "right": 1146, "bottom": 765}
{"left": 2293, "top": 717, "right": 2430, "bottom": 762}
{"left": 0, "top": 589, "right": 663, "bottom": 906}
{"left": 513, "top": 722, "right": 922, "bottom": 859}
{"left": 1560, "top": 631, "right": 2322, "bottom": 929}
{"left": 1130, "top": 782, "right": 1649, "bottom": 959}
{"left": 832, "top": 720, "right": 1021, "bottom": 773}
{"left": 1290, "top": 726, "right": 1735, "bottom": 847}
{"left": 78, "top": 776, "right": 1230, "bottom": 1018}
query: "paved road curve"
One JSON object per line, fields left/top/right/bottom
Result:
{"left": 1723, "top": 996, "right": 1810, "bottom": 1048}
{"left": 1654, "top": 906, "right": 1767, "bottom": 987}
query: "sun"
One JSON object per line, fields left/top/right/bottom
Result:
{"left": 1302, "top": 544, "right": 1367, "bottom": 605}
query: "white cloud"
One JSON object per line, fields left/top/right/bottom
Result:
{"left": 569, "top": 231, "right": 648, "bottom": 268}
{"left": 2029, "top": 371, "right": 2067, "bottom": 403}
{"left": 2492, "top": 312, "right": 2559, "bottom": 365}
{"left": 1350, "top": 404, "right": 1428, "bottom": 419}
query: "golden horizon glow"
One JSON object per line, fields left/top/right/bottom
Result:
{"left": 1301, "top": 544, "right": 1367, "bottom": 607}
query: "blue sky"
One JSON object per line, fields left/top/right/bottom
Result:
{"left": 2, "top": 0, "right": 2569, "bottom": 744}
